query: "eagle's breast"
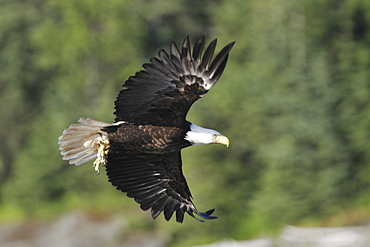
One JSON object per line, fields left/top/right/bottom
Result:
{"left": 103, "top": 123, "right": 191, "bottom": 154}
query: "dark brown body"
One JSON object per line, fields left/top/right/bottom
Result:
{"left": 103, "top": 123, "right": 191, "bottom": 154}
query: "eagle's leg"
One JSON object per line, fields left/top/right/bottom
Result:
{"left": 93, "top": 136, "right": 110, "bottom": 175}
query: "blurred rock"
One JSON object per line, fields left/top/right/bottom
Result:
{"left": 194, "top": 225, "right": 370, "bottom": 247}
{"left": 0, "top": 211, "right": 164, "bottom": 247}
{"left": 2, "top": 213, "right": 370, "bottom": 247}
{"left": 279, "top": 225, "right": 370, "bottom": 247}
{"left": 193, "top": 238, "right": 273, "bottom": 247}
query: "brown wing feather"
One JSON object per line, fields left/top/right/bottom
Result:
{"left": 105, "top": 152, "right": 216, "bottom": 222}
{"left": 114, "top": 35, "right": 235, "bottom": 126}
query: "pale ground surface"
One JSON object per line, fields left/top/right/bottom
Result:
{"left": 1, "top": 211, "right": 370, "bottom": 247}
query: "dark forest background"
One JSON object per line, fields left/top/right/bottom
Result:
{"left": 1, "top": 0, "right": 370, "bottom": 246}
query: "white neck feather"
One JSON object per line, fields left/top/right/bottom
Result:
{"left": 185, "top": 123, "right": 221, "bottom": 146}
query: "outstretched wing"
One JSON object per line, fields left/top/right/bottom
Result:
{"left": 114, "top": 35, "right": 235, "bottom": 126}
{"left": 105, "top": 151, "right": 217, "bottom": 222}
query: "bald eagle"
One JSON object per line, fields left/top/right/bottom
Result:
{"left": 58, "top": 35, "right": 235, "bottom": 223}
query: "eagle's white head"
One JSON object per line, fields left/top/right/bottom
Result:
{"left": 185, "top": 123, "right": 229, "bottom": 147}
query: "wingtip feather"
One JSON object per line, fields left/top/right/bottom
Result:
{"left": 197, "top": 208, "right": 218, "bottom": 220}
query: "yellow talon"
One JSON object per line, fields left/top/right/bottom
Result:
{"left": 93, "top": 136, "right": 110, "bottom": 175}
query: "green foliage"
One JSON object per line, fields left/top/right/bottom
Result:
{"left": 208, "top": 0, "right": 370, "bottom": 235}
{"left": 0, "top": 0, "right": 145, "bottom": 219}
{"left": 2, "top": 0, "right": 370, "bottom": 246}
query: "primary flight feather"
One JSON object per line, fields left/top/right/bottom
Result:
{"left": 58, "top": 35, "right": 235, "bottom": 222}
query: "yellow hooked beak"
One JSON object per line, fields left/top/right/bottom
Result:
{"left": 214, "top": 135, "right": 230, "bottom": 147}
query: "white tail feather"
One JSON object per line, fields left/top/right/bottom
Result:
{"left": 58, "top": 118, "right": 111, "bottom": 166}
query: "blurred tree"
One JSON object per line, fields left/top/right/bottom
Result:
{"left": 332, "top": 0, "right": 370, "bottom": 196}
{"left": 1, "top": 0, "right": 145, "bottom": 214}
{"left": 0, "top": 0, "right": 46, "bottom": 190}
{"left": 192, "top": 0, "right": 370, "bottom": 238}
{"left": 134, "top": 0, "right": 216, "bottom": 54}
